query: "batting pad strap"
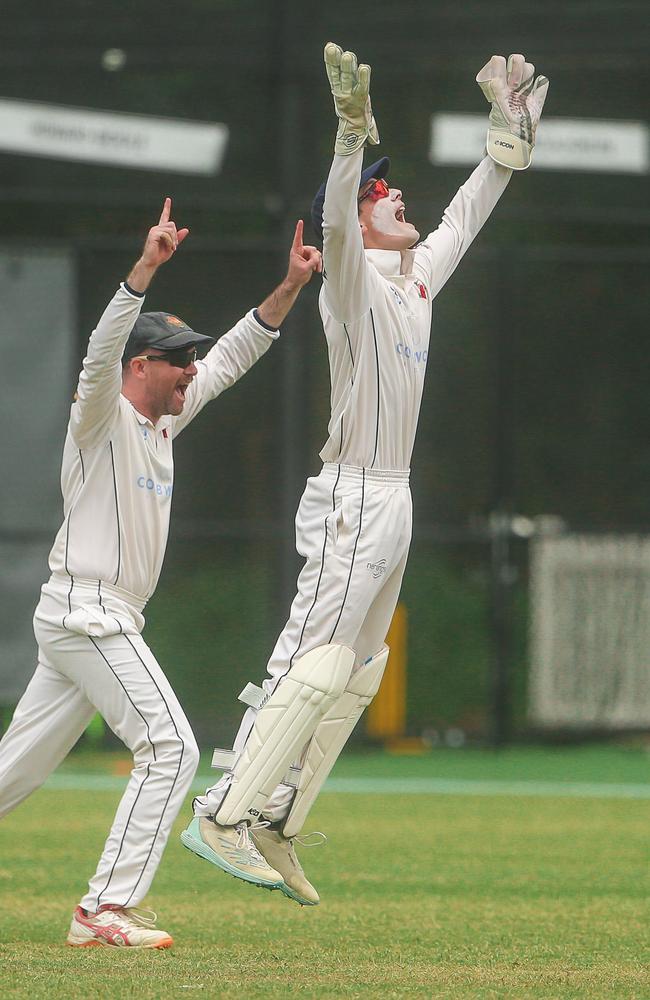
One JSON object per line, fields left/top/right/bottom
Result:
{"left": 281, "top": 765, "right": 302, "bottom": 789}
{"left": 211, "top": 748, "right": 240, "bottom": 772}
{"left": 214, "top": 644, "right": 355, "bottom": 827}
{"left": 282, "top": 646, "right": 389, "bottom": 839}
{"left": 238, "top": 682, "right": 268, "bottom": 710}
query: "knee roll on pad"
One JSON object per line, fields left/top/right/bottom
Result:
{"left": 213, "top": 644, "right": 355, "bottom": 826}
{"left": 281, "top": 645, "right": 389, "bottom": 838}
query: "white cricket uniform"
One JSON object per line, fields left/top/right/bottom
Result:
{"left": 0, "top": 282, "right": 278, "bottom": 910}
{"left": 195, "top": 148, "right": 511, "bottom": 820}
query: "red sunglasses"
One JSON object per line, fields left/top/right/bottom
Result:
{"left": 358, "top": 178, "right": 390, "bottom": 204}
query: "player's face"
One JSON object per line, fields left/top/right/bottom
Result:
{"left": 358, "top": 178, "right": 419, "bottom": 251}
{"left": 140, "top": 349, "right": 198, "bottom": 418}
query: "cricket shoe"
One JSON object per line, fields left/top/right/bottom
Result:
{"left": 66, "top": 904, "right": 173, "bottom": 949}
{"left": 180, "top": 816, "right": 283, "bottom": 889}
{"left": 251, "top": 826, "right": 322, "bottom": 906}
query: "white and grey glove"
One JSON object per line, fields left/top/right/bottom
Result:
{"left": 476, "top": 54, "right": 549, "bottom": 170}
{"left": 324, "top": 41, "right": 380, "bottom": 156}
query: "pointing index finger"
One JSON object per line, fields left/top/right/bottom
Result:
{"left": 159, "top": 197, "right": 171, "bottom": 225}
{"left": 291, "top": 219, "right": 304, "bottom": 254}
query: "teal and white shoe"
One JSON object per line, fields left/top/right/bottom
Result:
{"left": 180, "top": 816, "right": 283, "bottom": 889}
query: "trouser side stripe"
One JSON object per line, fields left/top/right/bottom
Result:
{"left": 121, "top": 634, "right": 185, "bottom": 907}
{"left": 287, "top": 464, "right": 342, "bottom": 671}
{"left": 109, "top": 441, "right": 122, "bottom": 586}
{"left": 88, "top": 636, "right": 157, "bottom": 908}
{"left": 328, "top": 468, "right": 365, "bottom": 643}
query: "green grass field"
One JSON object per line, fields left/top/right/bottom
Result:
{"left": 0, "top": 746, "right": 649, "bottom": 999}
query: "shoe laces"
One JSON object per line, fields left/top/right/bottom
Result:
{"left": 235, "top": 820, "right": 271, "bottom": 861}
{"left": 99, "top": 904, "right": 157, "bottom": 928}
{"left": 294, "top": 831, "right": 327, "bottom": 848}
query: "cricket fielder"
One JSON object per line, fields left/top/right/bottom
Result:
{"left": 183, "top": 45, "right": 549, "bottom": 905}
{"left": 0, "top": 201, "right": 321, "bottom": 947}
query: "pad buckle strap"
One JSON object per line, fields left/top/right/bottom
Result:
{"left": 282, "top": 765, "right": 302, "bottom": 789}
{"left": 238, "top": 682, "right": 269, "bottom": 710}
{"left": 211, "top": 748, "right": 240, "bottom": 772}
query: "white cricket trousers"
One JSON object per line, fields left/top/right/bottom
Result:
{"left": 195, "top": 462, "right": 412, "bottom": 819}
{"left": 0, "top": 578, "right": 199, "bottom": 912}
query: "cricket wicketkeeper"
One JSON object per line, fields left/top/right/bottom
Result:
{"left": 183, "top": 44, "right": 548, "bottom": 905}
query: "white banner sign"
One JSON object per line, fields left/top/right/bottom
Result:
{"left": 0, "top": 98, "right": 229, "bottom": 175}
{"left": 430, "top": 114, "right": 649, "bottom": 174}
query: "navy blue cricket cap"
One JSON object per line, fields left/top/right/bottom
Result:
{"left": 310, "top": 156, "right": 390, "bottom": 242}
{"left": 123, "top": 312, "right": 215, "bottom": 362}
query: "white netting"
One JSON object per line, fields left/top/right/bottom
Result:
{"left": 528, "top": 534, "right": 650, "bottom": 729}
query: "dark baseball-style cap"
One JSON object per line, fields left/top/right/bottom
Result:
{"left": 122, "top": 312, "right": 215, "bottom": 362}
{"left": 310, "top": 156, "right": 390, "bottom": 242}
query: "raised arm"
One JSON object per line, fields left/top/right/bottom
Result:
{"left": 171, "top": 222, "right": 321, "bottom": 436}
{"left": 321, "top": 42, "right": 379, "bottom": 324}
{"left": 256, "top": 220, "right": 322, "bottom": 328}
{"left": 415, "top": 52, "right": 549, "bottom": 299}
{"left": 70, "top": 199, "right": 188, "bottom": 448}
{"left": 415, "top": 157, "right": 512, "bottom": 300}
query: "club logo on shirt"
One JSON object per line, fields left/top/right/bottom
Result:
{"left": 414, "top": 280, "right": 428, "bottom": 300}
{"left": 136, "top": 475, "right": 173, "bottom": 497}
{"left": 367, "top": 558, "right": 387, "bottom": 579}
{"left": 396, "top": 343, "right": 428, "bottom": 366}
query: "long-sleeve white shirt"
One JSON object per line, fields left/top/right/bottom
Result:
{"left": 47, "top": 283, "right": 278, "bottom": 606}
{"left": 319, "top": 149, "right": 511, "bottom": 472}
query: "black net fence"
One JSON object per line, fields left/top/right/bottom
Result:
{"left": 0, "top": 0, "right": 647, "bottom": 743}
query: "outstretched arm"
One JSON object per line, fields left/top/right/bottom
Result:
{"left": 171, "top": 222, "right": 322, "bottom": 436}
{"left": 416, "top": 52, "right": 549, "bottom": 298}
{"left": 256, "top": 220, "right": 322, "bottom": 329}
{"left": 321, "top": 42, "right": 378, "bottom": 324}
{"left": 71, "top": 198, "right": 188, "bottom": 448}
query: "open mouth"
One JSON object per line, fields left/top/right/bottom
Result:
{"left": 395, "top": 206, "right": 406, "bottom": 223}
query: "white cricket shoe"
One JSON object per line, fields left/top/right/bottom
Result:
{"left": 66, "top": 904, "right": 173, "bottom": 949}
{"left": 180, "top": 816, "right": 283, "bottom": 889}
{"left": 251, "top": 827, "right": 321, "bottom": 906}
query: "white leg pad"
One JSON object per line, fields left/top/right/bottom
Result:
{"left": 281, "top": 646, "right": 389, "bottom": 838}
{"left": 214, "top": 644, "right": 355, "bottom": 826}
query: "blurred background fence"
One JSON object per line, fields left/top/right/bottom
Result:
{"left": 1, "top": 0, "right": 648, "bottom": 746}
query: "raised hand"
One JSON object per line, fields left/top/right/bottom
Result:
{"left": 324, "top": 41, "right": 379, "bottom": 155}
{"left": 126, "top": 197, "right": 190, "bottom": 293}
{"left": 476, "top": 54, "right": 549, "bottom": 170}
{"left": 286, "top": 220, "right": 322, "bottom": 290}
{"left": 140, "top": 197, "right": 190, "bottom": 268}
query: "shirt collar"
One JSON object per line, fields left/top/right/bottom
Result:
{"left": 130, "top": 404, "right": 154, "bottom": 427}
{"left": 126, "top": 398, "right": 171, "bottom": 433}
{"left": 365, "top": 247, "right": 416, "bottom": 278}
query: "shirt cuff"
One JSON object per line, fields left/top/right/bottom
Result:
{"left": 253, "top": 308, "right": 279, "bottom": 333}
{"left": 122, "top": 280, "right": 146, "bottom": 299}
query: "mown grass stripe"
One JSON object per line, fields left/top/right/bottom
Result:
{"left": 43, "top": 773, "right": 650, "bottom": 799}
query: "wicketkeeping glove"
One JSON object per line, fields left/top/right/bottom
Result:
{"left": 324, "top": 41, "right": 380, "bottom": 156}
{"left": 476, "top": 54, "right": 549, "bottom": 170}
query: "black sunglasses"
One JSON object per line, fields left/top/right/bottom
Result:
{"left": 132, "top": 347, "right": 198, "bottom": 369}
